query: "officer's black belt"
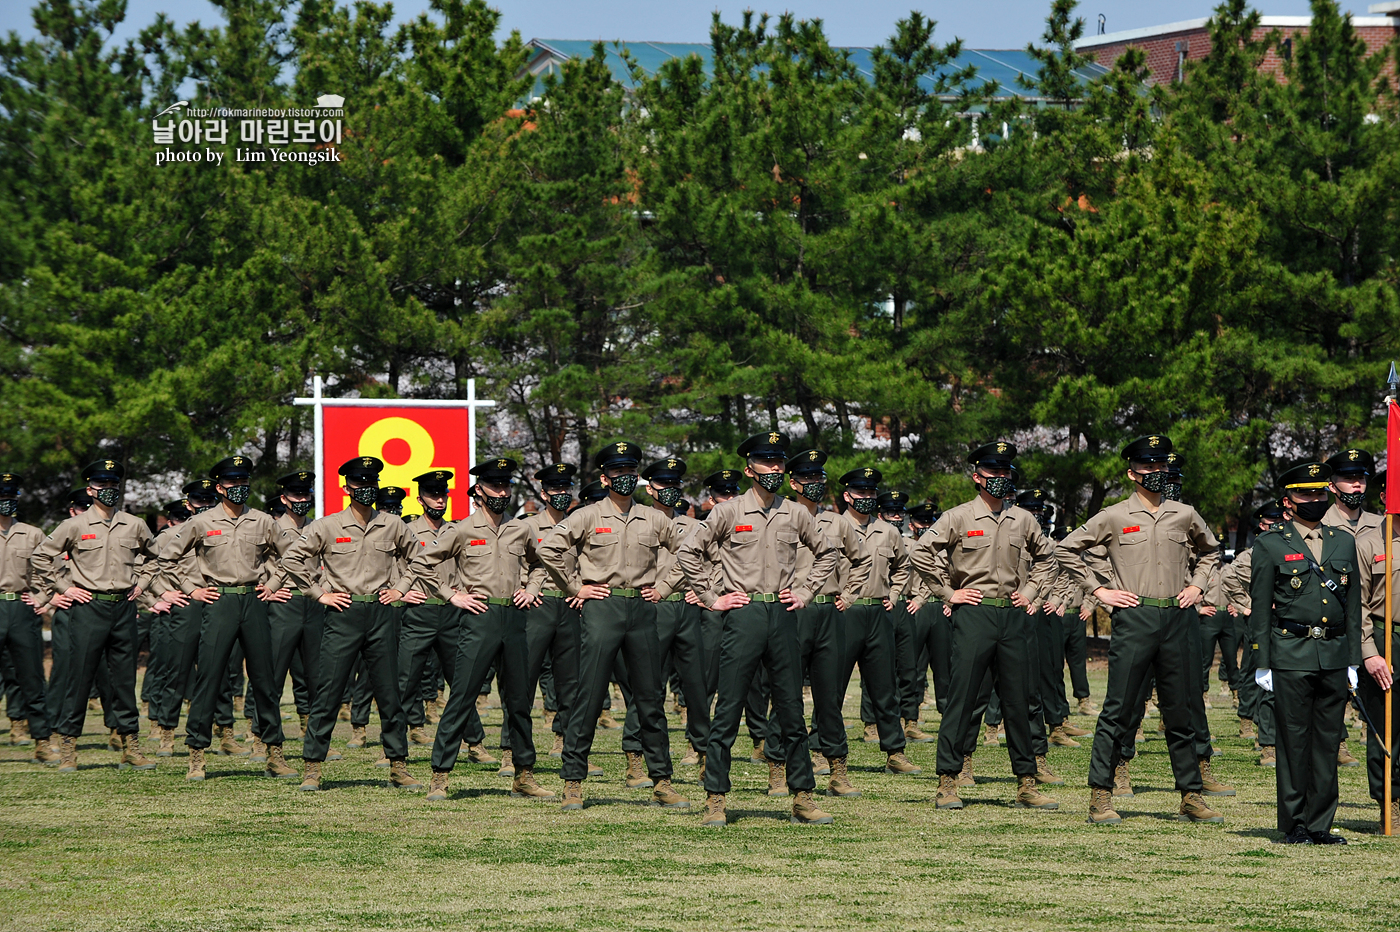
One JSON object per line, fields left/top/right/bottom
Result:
{"left": 1137, "top": 596, "right": 1178, "bottom": 608}
{"left": 1277, "top": 620, "right": 1345, "bottom": 640}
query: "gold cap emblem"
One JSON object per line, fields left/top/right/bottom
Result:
{"left": 361, "top": 457, "right": 374, "bottom": 467}
{"left": 497, "top": 458, "right": 509, "bottom": 468}
{"left": 995, "top": 442, "right": 1008, "bottom": 453}
{"left": 105, "top": 460, "right": 117, "bottom": 470}
{"left": 667, "top": 458, "right": 678, "bottom": 468}
{"left": 809, "top": 452, "right": 819, "bottom": 461}
{"left": 1148, "top": 436, "right": 1161, "bottom": 448}
{"left": 769, "top": 432, "right": 780, "bottom": 444}
{"left": 864, "top": 468, "right": 873, "bottom": 478}
{"left": 1349, "top": 450, "right": 1360, "bottom": 461}
{"left": 1309, "top": 464, "right": 1321, "bottom": 477}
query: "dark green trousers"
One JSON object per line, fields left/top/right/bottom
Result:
{"left": 51, "top": 598, "right": 140, "bottom": 737}
{"left": 1237, "top": 622, "right": 1277, "bottom": 744}
{"left": 623, "top": 599, "right": 708, "bottom": 753}
{"left": 797, "top": 600, "right": 846, "bottom": 759}
{"left": 0, "top": 600, "right": 49, "bottom": 736}
{"left": 397, "top": 602, "right": 457, "bottom": 730}
{"left": 185, "top": 592, "right": 283, "bottom": 749}
{"left": 563, "top": 596, "right": 669, "bottom": 781}
{"left": 432, "top": 603, "right": 534, "bottom": 772}
{"left": 1360, "top": 630, "right": 1399, "bottom": 805}
{"left": 1274, "top": 666, "right": 1348, "bottom": 834}
{"left": 247, "top": 594, "right": 324, "bottom": 726}
{"left": 1199, "top": 610, "right": 1238, "bottom": 691}
{"left": 142, "top": 608, "right": 171, "bottom": 723}
{"left": 150, "top": 602, "right": 202, "bottom": 729}
{"left": 839, "top": 603, "right": 904, "bottom": 754}
{"left": 703, "top": 600, "right": 814, "bottom": 794}
{"left": 1086, "top": 605, "right": 1201, "bottom": 792}
{"left": 1042, "top": 611, "right": 1070, "bottom": 724}
{"left": 936, "top": 604, "right": 1037, "bottom": 777}
{"left": 898, "top": 600, "right": 944, "bottom": 719}
{"left": 1063, "top": 610, "right": 1090, "bottom": 701}
{"left": 969, "top": 609, "right": 1051, "bottom": 757}
{"left": 502, "top": 595, "right": 580, "bottom": 751}
{"left": 304, "top": 600, "right": 406, "bottom": 762}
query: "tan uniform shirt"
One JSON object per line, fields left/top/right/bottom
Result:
{"left": 408, "top": 509, "right": 532, "bottom": 601}
{"left": 282, "top": 507, "right": 418, "bottom": 599}
{"left": 137, "top": 524, "right": 183, "bottom": 606}
{"left": 1323, "top": 503, "right": 1383, "bottom": 538}
{"left": 801, "top": 510, "right": 869, "bottom": 602}
{"left": 160, "top": 506, "right": 288, "bottom": 592}
{"left": 675, "top": 488, "right": 837, "bottom": 607}
{"left": 32, "top": 509, "right": 157, "bottom": 595}
{"left": 537, "top": 497, "right": 685, "bottom": 595}
{"left": 1056, "top": 492, "right": 1218, "bottom": 600}
{"left": 523, "top": 510, "right": 576, "bottom": 596}
{"left": 403, "top": 515, "right": 453, "bottom": 598}
{"left": 910, "top": 495, "right": 1058, "bottom": 603}
{"left": 1197, "top": 564, "right": 1226, "bottom": 614}
{"left": 1354, "top": 524, "right": 1397, "bottom": 660}
{"left": 0, "top": 520, "right": 46, "bottom": 599}
{"left": 260, "top": 512, "right": 317, "bottom": 594}
{"left": 840, "top": 511, "right": 907, "bottom": 602}
{"left": 1222, "top": 547, "right": 1253, "bottom": 614}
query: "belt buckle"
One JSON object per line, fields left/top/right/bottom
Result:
{"left": 1309, "top": 625, "right": 1325, "bottom": 639}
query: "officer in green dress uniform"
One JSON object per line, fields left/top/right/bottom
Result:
{"left": 1250, "top": 461, "right": 1361, "bottom": 844}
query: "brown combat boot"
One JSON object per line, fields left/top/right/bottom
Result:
{"left": 827, "top": 756, "right": 861, "bottom": 798}
{"left": 697, "top": 753, "right": 706, "bottom": 784}
{"left": 750, "top": 739, "right": 766, "bottom": 762}
{"left": 679, "top": 743, "right": 700, "bottom": 767}
{"left": 767, "top": 760, "right": 789, "bottom": 796}
{"left": 543, "top": 709, "right": 556, "bottom": 728}
{"left": 108, "top": 728, "right": 122, "bottom": 751}
{"left": 389, "top": 759, "right": 422, "bottom": 788}
{"left": 1049, "top": 724, "right": 1081, "bottom": 748}
{"left": 424, "top": 700, "right": 441, "bottom": 725}
{"left": 1015, "top": 775, "right": 1059, "bottom": 809}
{"left": 1390, "top": 799, "right": 1400, "bottom": 833}
{"left": 1178, "top": 791, "right": 1224, "bottom": 823}
{"left": 1113, "top": 761, "right": 1134, "bottom": 797}
{"left": 791, "top": 790, "right": 834, "bottom": 825}
{"left": 1134, "top": 725, "right": 1145, "bottom": 743}
{"left": 249, "top": 736, "right": 268, "bottom": 763}
{"left": 409, "top": 725, "right": 431, "bottom": 746}
{"left": 596, "top": 710, "right": 620, "bottom": 730}
{"left": 984, "top": 723, "right": 1000, "bottom": 746}
{"left": 119, "top": 734, "right": 156, "bottom": 771}
{"left": 1259, "top": 745, "right": 1277, "bottom": 767}
{"left": 1231, "top": 688, "right": 1240, "bottom": 709}
{"left": 187, "top": 747, "right": 206, "bottom": 781}
{"left": 1077, "top": 697, "right": 1099, "bottom": 716}
{"left": 1087, "top": 787, "right": 1121, "bottom": 824}
{"left": 34, "top": 735, "right": 59, "bottom": 766}
{"left": 233, "top": 695, "right": 245, "bottom": 715}
{"left": 147, "top": 718, "right": 160, "bottom": 743}
{"left": 498, "top": 749, "right": 516, "bottom": 778}
{"left": 904, "top": 718, "right": 934, "bottom": 743}
{"left": 935, "top": 773, "right": 963, "bottom": 809}
{"left": 425, "top": 771, "right": 450, "bottom": 801}
{"left": 1061, "top": 721, "right": 1091, "bottom": 737}
{"left": 337, "top": 702, "right": 351, "bottom": 722}
{"left": 1238, "top": 716, "right": 1255, "bottom": 740}
{"left": 299, "top": 760, "right": 321, "bottom": 791}
{"left": 885, "top": 752, "right": 922, "bottom": 775}
{"left": 1199, "top": 757, "right": 1235, "bottom": 796}
{"left": 650, "top": 779, "right": 690, "bottom": 809}
{"left": 550, "top": 733, "right": 564, "bottom": 758}
{"left": 702, "top": 793, "right": 727, "bottom": 827}
{"left": 10, "top": 718, "right": 31, "bottom": 746}
{"left": 374, "top": 752, "right": 391, "bottom": 768}
{"left": 512, "top": 766, "right": 559, "bottom": 800}
{"left": 863, "top": 723, "right": 879, "bottom": 744}
{"left": 1201, "top": 691, "right": 1212, "bottom": 710}
{"left": 1339, "top": 740, "right": 1361, "bottom": 767}
{"left": 265, "top": 744, "right": 298, "bottom": 779}
{"left": 811, "top": 752, "right": 831, "bottom": 775}
{"left": 157, "top": 725, "right": 175, "bottom": 757}
{"left": 57, "top": 735, "right": 78, "bottom": 773}
{"left": 90, "top": 697, "right": 103, "bottom": 713}
{"left": 346, "top": 726, "right": 367, "bottom": 749}
{"left": 299, "top": 713, "right": 309, "bottom": 736}
{"left": 957, "top": 755, "right": 975, "bottom": 787}
{"left": 561, "top": 779, "right": 584, "bottom": 811}
{"left": 625, "top": 750, "right": 653, "bottom": 788}
{"left": 218, "top": 726, "right": 249, "bottom": 756}
{"left": 465, "top": 743, "right": 498, "bottom": 764}
{"left": 1035, "top": 754, "right": 1064, "bottom": 786}
{"left": 587, "top": 759, "right": 604, "bottom": 778}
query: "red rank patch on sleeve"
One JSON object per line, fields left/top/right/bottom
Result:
{"left": 206, "top": 529, "right": 222, "bottom": 536}
{"left": 1376, "top": 553, "right": 1388, "bottom": 563}
{"left": 735, "top": 525, "right": 753, "bottom": 532}
{"left": 420, "top": 541, "right": 427, "bottom": 546}
{"left": 595, "top": 527, "right": 612, "bottom": 534}
{"left": 469, "top": 539, "right": 487, "bottom": 546}
{"left": 1121, "top": 526, "right": 1140, "bottom": 534}
{"left": 335, "top": 537, "right": 352, "bottom": 543}
{"left": 80, "top": 534, "right": 97, "bottom": 540}
{"left": 1284, "top": 554, "right": 1305, "bottom": 562}
{"left": 966, "top": 530, "right": 984, "bottom": 537}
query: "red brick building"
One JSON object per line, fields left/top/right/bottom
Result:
{"left": 1075, "top": 5, "right": 1400, "bottom": 84}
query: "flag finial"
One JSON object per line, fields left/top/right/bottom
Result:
{"left": 1389, "top": 361, "right": 1398, "bottom": 399}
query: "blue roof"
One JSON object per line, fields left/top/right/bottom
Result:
{"left": 522, "top": 39, "right": 1110, "bottom": 102}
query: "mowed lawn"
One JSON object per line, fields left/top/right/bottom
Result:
{"left": 3, "top": 663, "right": 1400, "bottom": 932}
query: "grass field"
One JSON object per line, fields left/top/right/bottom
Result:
{"left": 3, "top": 663, "right": 1399, "bottom": 932}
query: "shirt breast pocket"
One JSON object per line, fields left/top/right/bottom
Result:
{"left": 1117, "top": 534, "right": 1149, "bottom": 565}
{"left": 777, "top": 531, "right": 799, "bottom": 569}
{"left": 1277, "top": 561, "right": 1307, "bottom": 600}
{"left": 959, "top": 534, "right": 990, "bottom": 555}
